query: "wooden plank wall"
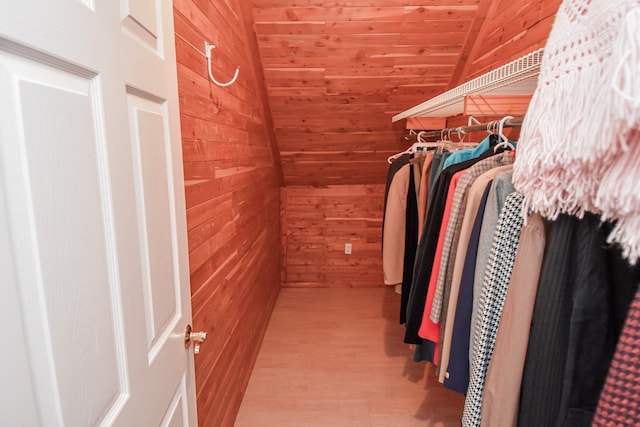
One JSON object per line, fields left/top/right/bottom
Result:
{"left": 271, "top": 0, "right": 563, "bottom": 291}
{"left": 173, "top": 1, "right": 282, "bottom": 426}
{"left": 282, "top": 185, "right": 385, "bottom": 288}
{"left": 251, "top": 0, "right": 485, "bottom": 186}
{"left": 250, "top": 0, "right": 562, "bottom": 187}
{"left": 451, "top": 0, "right": 563, "bottom": 86}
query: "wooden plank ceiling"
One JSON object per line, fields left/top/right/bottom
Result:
{"left": 250, "top": 0, "right": 560, "bottom": 186}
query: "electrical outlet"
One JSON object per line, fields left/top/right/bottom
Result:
{"left": 344, "top": 243, "right": 352, "bottom": 255}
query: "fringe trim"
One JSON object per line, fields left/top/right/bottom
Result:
{"left": 514, "top": 6, "right": 640, "bottom": 264}
{"left": 599, "top": 131, "right": 640, "bottom": 264}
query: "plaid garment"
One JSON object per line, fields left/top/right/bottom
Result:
{"left": 592, "top": 286, "right": 640, "bottom": 426}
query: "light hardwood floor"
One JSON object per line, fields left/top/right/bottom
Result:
{"left": 235, "top": 287, "right": 465, "bottom": 426}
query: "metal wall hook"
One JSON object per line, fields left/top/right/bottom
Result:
{"left": 204, "top": 42, "right": 240, "bottom": 87}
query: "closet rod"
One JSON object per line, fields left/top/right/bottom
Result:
{"left": 407, "top": 115, "right": 524, "bottom": 142}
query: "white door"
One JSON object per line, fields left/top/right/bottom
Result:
{"left": 0, "top": 1, "right": 199, "bottom": 426}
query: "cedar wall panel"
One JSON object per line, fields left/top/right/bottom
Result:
{"left": 250, "top": 0, "right": 562, "bottom": 187}
{"left": 173, "top": 1, "right": 282, "bottom": 426}
{"left": 451, "top": 0, "right": 563, "bottom": 86}
{"left": 282, "top": 185, "right": 385, "bottom": 288}
{"left": 251, "top": 0, "right": 485, "bottom": 186}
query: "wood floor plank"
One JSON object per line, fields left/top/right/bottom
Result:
{"left": 235, "top": 288, "right": 464, "bottom": 426}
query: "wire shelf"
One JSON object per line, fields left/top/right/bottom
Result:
{"left": 392, "top": 48, "right": 544, "bottom": 121}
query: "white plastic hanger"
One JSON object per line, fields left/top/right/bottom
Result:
{"left": 387, "top": 132, "right": 439, "bottom": 163}
{"left": 493, "top": 115, "right": 516, "bottom": 152}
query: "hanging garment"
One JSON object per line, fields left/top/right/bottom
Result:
{"left": 556, "top": 225, "right": 640, "bottom": 426}
{"left": 419, "top": 153, "right": 516, "bottom": 366}
{"left": 592, "top": 285, "right": 640, "bottom": 426}
{"left": 438, "top": 164, "right": 514, "bottom": 384}
{"left": 517, "top": 214, "right": 577, "bottom": 427}
{"left": 444, "top": 182, "right": 493, "bottom": 394}
{"left": 431, "top": 153, "right": 515, "bottom": 324}
{"left": 412, "top": 151, "right": 452, "bottom": 362}
{"left": 518, "top": 214, "right": 640, "bottom": 427}
{"left": 383, "top": 154, "right": 410, "bottom": 249}
{"left": 383, "top": 163, "right": 410, "bottom": 286}
{"left": 416, "top": 170, "right": 465, "bottom": 363}
{"left": 513, "top": 0, "right": 640, "bottom": 263}
{"left": 406, "top": 147, "right": 503, "bottom": 346}
{"left": 383, "top": 155, "right": 410, "bottom": 227}
{"left": 462, "top": 192, "right": 524, "bottom": 427}
{"left": 428, "top": 150, "right": 451, "bottom": 200}
{"left": 418, "top": 151, "right": 435, "bottom": 238}
{"left": 469, "top": 170, "right": 515, "bottom": 360}
{"left": 405, "top": 157, "right": 476, "bottom": 344}
{"left": 437, "top": 164, "right": 515, "bottom": 372}
{"left": 441, "top": 135, "right": 493, "bottom": 170}
{"left": 480, "top": 213, "right": 546, "bottom": 427}
{"left": 400, "top": 162, "right": 419, "bottom": 324}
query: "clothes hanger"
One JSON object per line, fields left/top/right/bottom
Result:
{"left": 436, "top": 128, "right": 448, "bottom": 153}
{"left": 487, "top": 120, "right": 497, "bottom": 136}
{"left": 438, "top": 128, "right": 461, "bottom": 152}
{"left": 468, "top": 115, "right": 492, "bottom": 136}
{"left": 453, "top": 126, "right": 478, "bottom": 148}
{"left": 387, "top": 132, "right": 439, "bottom": 163}
{"left": 416, "top": 131, "right": 430, "bottom": 144}
{"left": 412, "top": 131, "right": 438, "bottom": 152}
{"left": 493, "top": 115, "right": 516, "bottom": 152}
{"left": 435, "top": 127, "right": 474, "bottom": 152}
{"left": 444, "top": 129, "right": 462, "bottom": 152}
{"left": 487, "top": 119, "right": 501, "bottom": 147}
{"left": 387, "top": 151, "right": 408, "bottom": 164}
{"left": 412, "top": 131, "right": 437, "bottom": 156}
{"left": 404, "top": 129, "right": 417, "bottom": 141}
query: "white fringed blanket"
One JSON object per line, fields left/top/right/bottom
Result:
{"left": 513, "top": 0, "right": 640, "bottom": 263}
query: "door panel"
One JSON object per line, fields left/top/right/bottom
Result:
{"left": 19, "top": 63, "right": 124, "bottom": 427}
{"left": 127, "top": 92, "right": 180, "bottom": 358}
{"left": 0, "top": 166, "right": 40, "bottom": 426}
{"left": 120, "top": 0, "right": 162, "bottom": 55}
{"left": 161, "top": 376, "right": 189, "bottom": 427}
{"left": 0, "top": 0, "right": 196, "bottom": 425}
{"left": 0, "top": 49, "right": 128, "bottom": 426}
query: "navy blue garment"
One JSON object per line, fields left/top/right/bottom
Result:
{"left": 443, "top": 181, "right": 492, "bottom": 393}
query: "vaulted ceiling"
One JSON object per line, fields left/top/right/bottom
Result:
{"left": 250, "top": 0, "right": 561, "bottom": 186}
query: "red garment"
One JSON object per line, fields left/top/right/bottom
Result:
{"left": 417, "top": 170, "right": 464, "bottom": 364}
